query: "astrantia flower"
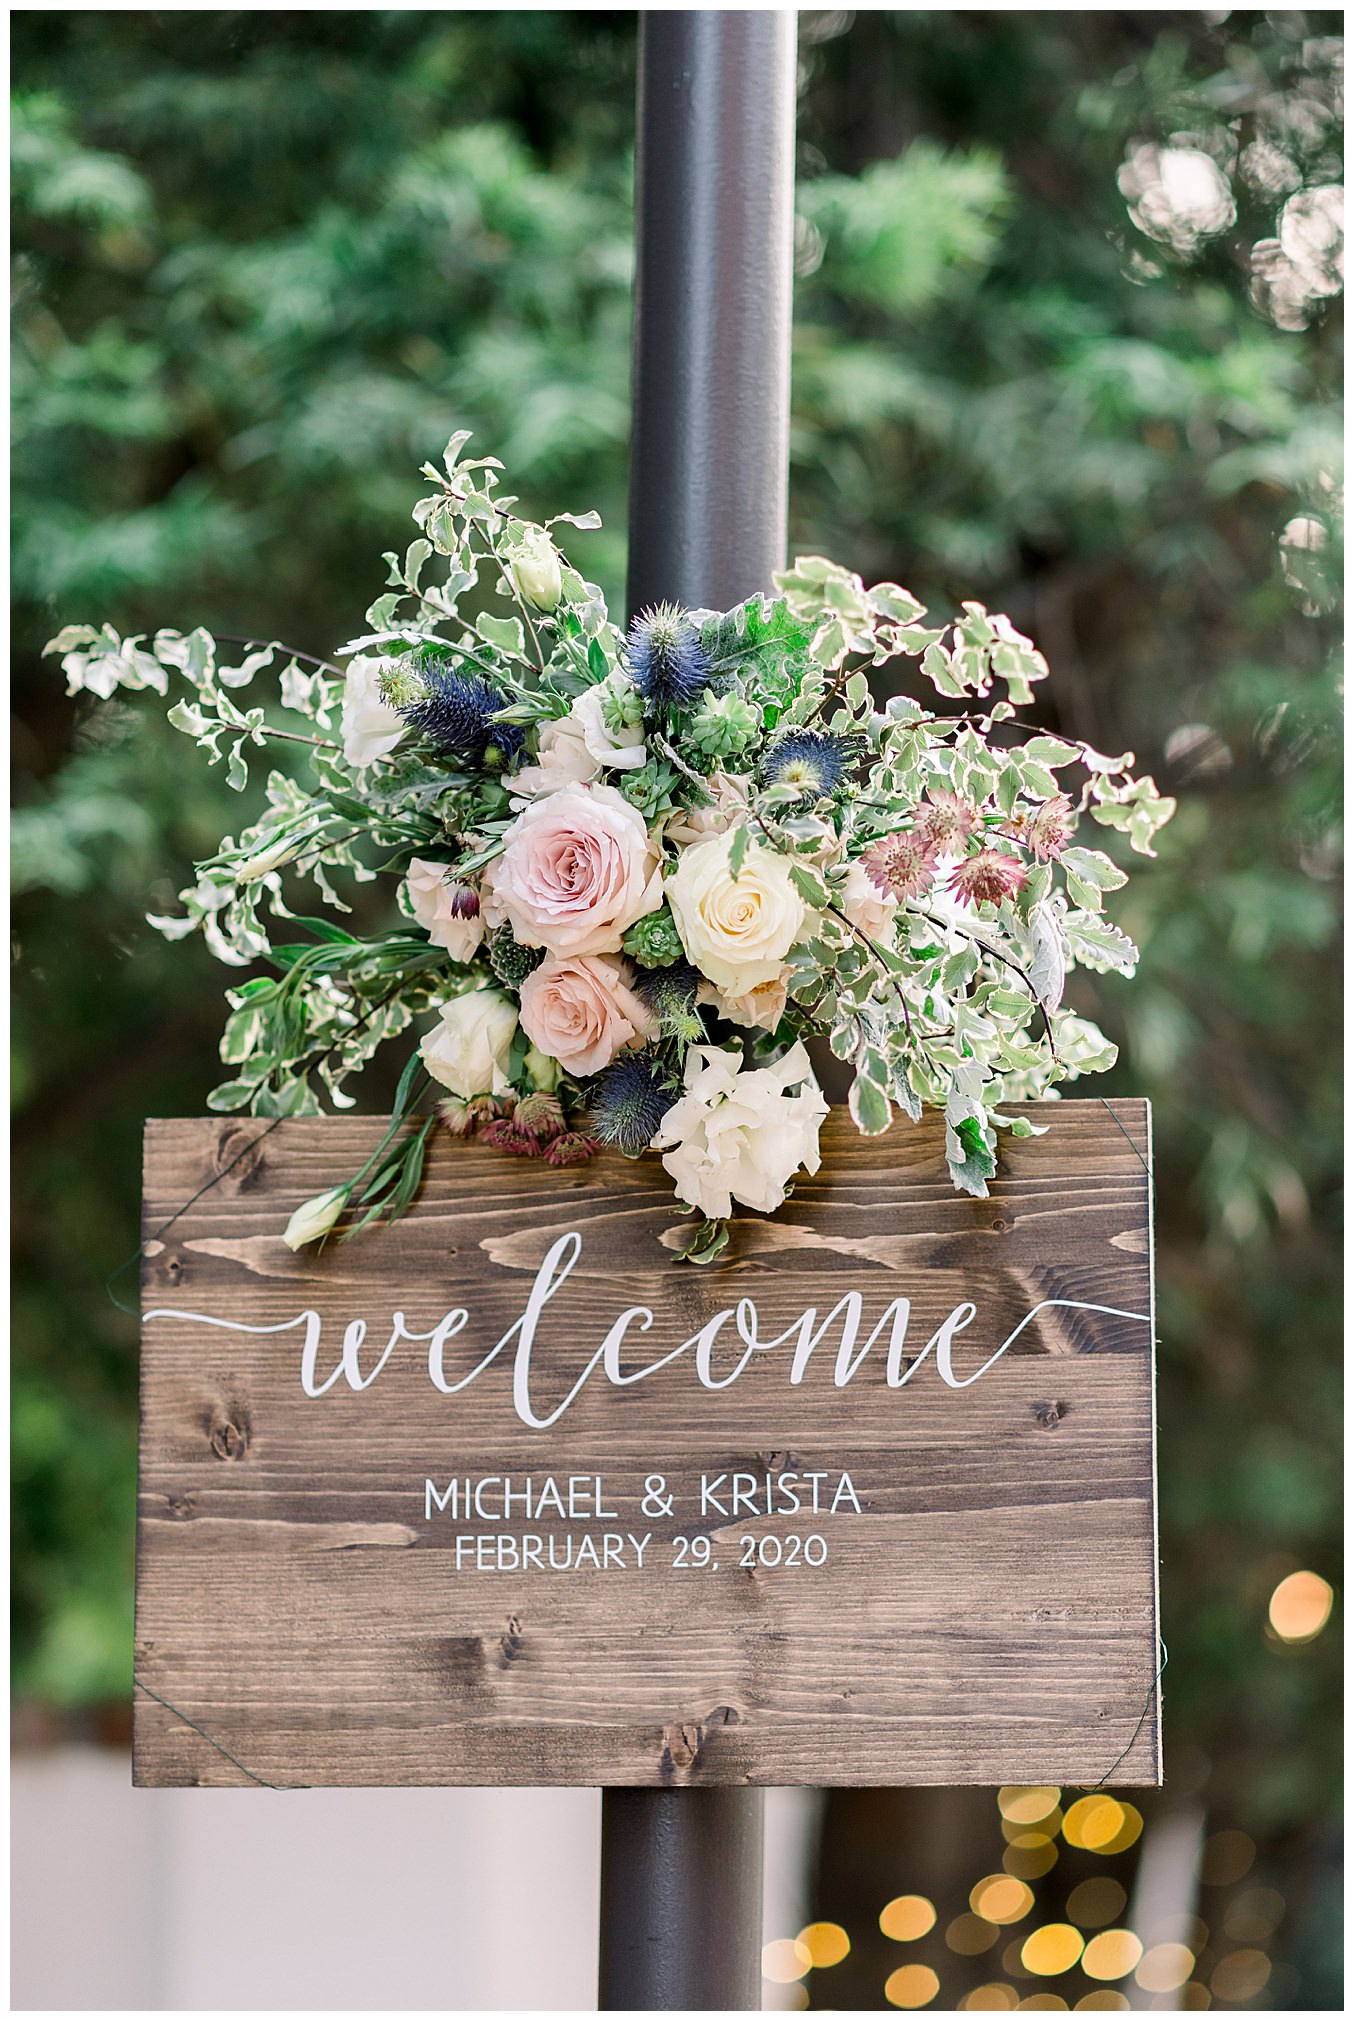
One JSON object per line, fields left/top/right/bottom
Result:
{"left": 400, "top": 661, "right": 524, "bottom": 767}
{"left": 759, "top": 729, "right": 853, "bottom": 801}
{"left": 626, "top": 603, "right": 711, "bottom": 715}
{"left": 914, "top": 788, "right": 979, "bottom": 853}
{"left": 545, "top": 1130, "right": 602, "bottom": 1167}
{"left": 948, "top": 848, "right": 1029, "bottom": 908}
{"left": 862, "top": 830, "right": 939, "bottom": 902}
{"left": 1027, "top": 792, "right": 1076, "bottom": 862}
{"left": 589, "top": 1051, "right": 678, "bottom": 1156}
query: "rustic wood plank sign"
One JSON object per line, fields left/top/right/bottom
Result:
{"left": 134, "top": 1101, "right": 1160, "bottom": 1788}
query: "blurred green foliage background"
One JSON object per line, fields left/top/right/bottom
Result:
{"left": 11, "top": 9, "right": 1341, "bottom": 2008}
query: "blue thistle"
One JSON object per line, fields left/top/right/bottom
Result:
{"left": 397, "top": 653, "right": 524, "bottom": 767}
{"left": 588, "top": 1051, "right": 678, "bottom": 1156}
{"left": 625, "top": 602, "right": 712, "bottom": 716}
{"left": 758, "top": 728, "right": 855, "bottom": 801}
{"left": 633, "top": 960, "right": 703, "bottom": 1042}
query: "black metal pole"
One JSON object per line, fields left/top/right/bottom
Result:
{"left": 599, "top": 10, "right": 797, "bottom": 2012}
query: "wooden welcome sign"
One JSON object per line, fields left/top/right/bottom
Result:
{"left": 133, "top": 1101, "right": 1160, "bottom": 1788}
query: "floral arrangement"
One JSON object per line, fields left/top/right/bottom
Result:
{"left": 48, "top": 435, "right": 1173, "bottom": 1262}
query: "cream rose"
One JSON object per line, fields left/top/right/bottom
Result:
{"left": 340, "top": 656, "right": 405, "bottom": 768}
{"left": 496, "top": 783, "right": 662, "bottom": 956}
{"left": 572, "top": 674, "right": 647, "bottom": 771}
{"left": 697, "top": 972, "right": 790, "bottom": 1033}
{"left": 519, "top": 954, "right": 654, "bottom": 1077}
{"left": 664, "top": 771, "right": 751, "bottom": 848}
{"left": 420, "top": 989, "right": 518, "bottom": 1098}
{"left": 651, "top": 1042, "right": 829, "bottom": 1220}
{"left": 666, "top": 833, "right": 812, "bottom": 994}
{"left": 402, "top": 858, "right": 484, "bottom": 963}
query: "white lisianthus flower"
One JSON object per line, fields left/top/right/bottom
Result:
{"left": 340, "top": 655, "right": 405, "bottom": 768}
{"left": 401, "top": 859, "right": 484, "bottom": 963}
{"left": 666, "top": 832, "right": 813, "bottom": 994}
{"left": 651, "top": 1042, "right": 830, "bottom": 1221}
{"left": 572, "top": 673, "right": 647, "bottom": 770}
{"left": 697, "top": 972, "right": 791, "bottom": 1033}
{"left": 282, "top": 1185, "right": 349, "bottom": 1251}
{"left": 420, "top": 989, "right": 518, "bottom": 1098}
{"left": 510, "top": 526, "right": 563, "bottom": 612}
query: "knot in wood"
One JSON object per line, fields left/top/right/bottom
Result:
{"left": 1031, "top": 1398, "right": 1069, "bottom": 1429}
{"left": 662, "top": 1721, "right": 704, "bottom": 1771}
{"left": 213, "top": 1125, "right": 266, "bottom": 1190}
{"left": 208, "top": 1415, "right": 249, "bottom": 1461}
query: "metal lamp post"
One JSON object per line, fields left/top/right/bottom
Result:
{"left": 598, "top": 12, "right": 798, "bottom": 2011}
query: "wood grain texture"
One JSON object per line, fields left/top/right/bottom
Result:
{"left": 133, "top": 1101, "right": 1161, "bottom": 1789}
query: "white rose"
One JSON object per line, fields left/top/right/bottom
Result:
{"left": 571, "top": 674, "right": 647, "bottom": 771}
{"left": 420, "top": 989, "right": 518, "bottom": 1099}
{"left": 651, "top": 1042, "right": 830, "bottom": 1221}
{"left": 510, "top": 715, "right": 602, "bottom": 801}
{"left": 841, "top": 860, "right": 898, "bottom": 943}
{"left": 666, "top": 832, "right": 812, "bottom": 994}
{"left": 340, "top": 656, "right": 405, "bottom": 768}
{"left": 402, "top": 859, "right": 485, "bottom": 964}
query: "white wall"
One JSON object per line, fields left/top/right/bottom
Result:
{"left": 11, "top": 1749, "right": 817, "bottom": 2011}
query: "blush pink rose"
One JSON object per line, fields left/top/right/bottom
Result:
{"left": 518, "top": 954, "right": 655, "bottom": 1077}
{"left": 496, "top": 783, "right": 662, "bottom": 955}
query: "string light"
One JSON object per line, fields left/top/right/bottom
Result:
{"left": 1066, "top": 1879, "right": 1127, "bottom": 1929}
{"left": 1021, "top": 1925, "right": 1084, "bottom": 1975}
{"left": 1080, "top": 1931, "right": 1143, "bottom": 1981}
{"left": 885, "top": 1962, "right": 940, "bottom": 2008}
{"left": 1267, "top": 1569, "right": 1334, "bottom": 1642}
{"left": 1134, "top": 1942, "right": 1195, "bottom": 1993}
{"left": 798, "top": 1922, "right": 850, "bottom": 1968}
{"left": 762, "top": 1938, "right": 811, "bottom": 1983}
{"left": 959, "top": 1988, "right": 1019, "bottom": 2011}
{"left": 1210, "top": 1949, "right": 1271, "bottom": 2001}
{"left": 1074, "top": 1994, "right": 1129, "bottom": 2011}
{"left": 1223, "top": 1887, "right": 1284, "bottom": 1942}
{"left": 1200, "top": 1830, "right": 1255, "bottom": 1886}
{"left": 1003, "top": 1832, "right": 1058, "bottom": 1879}
{"left": 999, "top": 1787, "right": 1062, "bottom": 1826}
{"left": 881, "top": 1896, "right": 937, "bottom": 1942}
{"left": 972, "top": 1876, "right": 1036, "bottom": 1925}
{"left": 947, "top": 1914, "right": 1002, "bottom": 1956}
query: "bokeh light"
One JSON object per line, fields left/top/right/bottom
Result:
{"left": 1074, "top": 1995, "right": 1130, "bottom": 2012}
{"left": 798, "top": 1922, "right": 850, "bottom": 1969}
{"left": 947, "top": 1913, "right": 1002, "bottom": 1956}
{"left": 1200, "top": 1830, "right": 1254, "bottom": 1887}
{"left": 1080, "top": 1930, "right": 1143, "bottom": 1981}
{"left": 1004, "top": 1832, "right": 1058, "bottom": 1880}
{"left": 959, "top": 1988, "right": 1019, "bottom": 2012}
{"left": 1223, "top": 1886, "right": 1284, "bottom": 1942}
{"left": 881, "top": 1895, "right": 937, "bottom": 1942}
{"left": 1016, "top": 1997, "right": 1069, "bottom": 2012}
{"left": 1021, "top": 1924, "right": 1084, "bottom": 1975}
{"left": 762, "top": 1938, "right": 811, "bottom": 1984}
{"left": 1134, "top": 1942, "right": 1195, "bottom": 1993}
{"left": 1062, "top": 1797, "right": 1142, "bottom": 1855}
{"left": 1210, "top": 1948, "right": 1272, "bottom": 2002}
{"left": 1268, "top": 1569, "right": 1334, "bottom": 1642}
{"left": 885, "top": 1962, "right": 941, "bottom": 2008}
{"left": 999, "top": 1786, "right": 1061, "bottom": 1826}
{"left": 1179, "top": 1985, "right": 1212, "bottom": 2010}
{"left": 1066, "top": 1879, "right": 1127, "bottom": 1929}
{"left": 972, "top": 1876, "right": 1035, "bottom": 1925}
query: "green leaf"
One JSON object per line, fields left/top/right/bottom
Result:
{"left": 728, "top": 824, "right": 750, "bottom": 880}
{"left": 848, "top": 1067, "right": 892, "bottom": 1136}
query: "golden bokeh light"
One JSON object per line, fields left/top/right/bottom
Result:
{"left": 1200, "top": 1829, "right": 1254, "bottom": 1887}
{"left": 881, "top": 1895, "right": 937, "bottom": 1943}
{"left": 947, "top": 1913, "right": 1002, "bottom": 1955}
{"left": 1179, "top": 1984, "right": 1212, "bottom": 2010}
{"left": 775, "top": 1985, "right": 810, "bottom": 2012}
{"left": 1016, "top": 1997, "right": 1069, "bottom": 2011}
{"left": 1061, "top": 1798, "right": 1143, "bottom": 1856}
{"left": 1074, "top": 1994, "right": 1130, "bottom": 2012}
{"left": 959, "top": 1987, "right": 1020, "bottom": 2012}
{"left": 762, "top": 1938, "right": 812, "bottom": 1984}
{"left": 1210, "top": 1948, "right": 1272, "bottom": 2002}
{"left": 999, "top": 1786, "right": 1062, "bottom": 1826}
{"left": 1223, "top": 1886, "right": 1284, "bottom": 1942}
{"left": 1268, "top": 1568, "right": 1334, "bottom": 1642}
{"left": 885, "top": 1962, "right": 941, "bottom": 2008}
{"left": 1021, "top": 1924, "right": 1085, "bottom": 1976}
{"left": 1003, "top": 1832, "right": 1058, "bottom": 1880}
{"left": 972, "top": 1875, "right": 1035, "bottom": 1925}
{"left": 1066, "top": 1878, "right": 1127, "bottom": 1929}
{"left": 1080, "top": 1930, "right": 1143, "bottom": 1981}
{"left": 1134, "top": 1942, "right": 1195, "bottom": 1993}
{"left": 798, "top": 1922, "right": 850, "bottom": 1969}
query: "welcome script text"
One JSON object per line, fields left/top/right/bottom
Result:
{"left": 146, "top": 1228, "right": 1150, "bottom": 1431}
